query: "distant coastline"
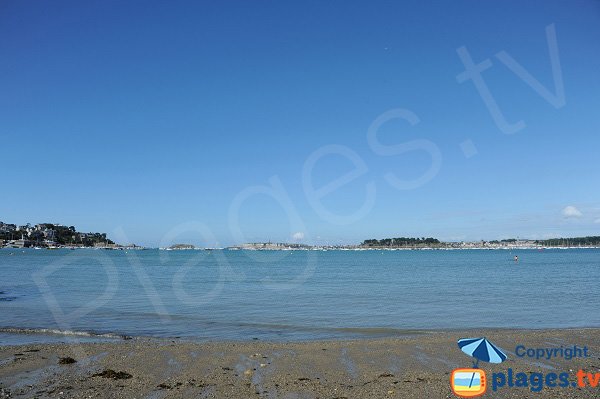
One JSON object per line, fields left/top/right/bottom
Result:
{"left": 224, "top": 236, "right": 600, "bottom": 251}
{"left": 2, "top": 220, "right": 598, "bottom": 251}
{"left": 225, "top": 238, "right": 600, "bottom": 251}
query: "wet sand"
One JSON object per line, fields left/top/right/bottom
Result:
{"left": 1, "top": 329, "right": 599, "bottom": 398}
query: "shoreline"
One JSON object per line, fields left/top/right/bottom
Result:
{"left": 3, "top": 325, "right": 600, "bottom": 347}
{"left": 3, "top": 246, "right": 600, "bottom": 251}
{"left": 1, "top": 328, "right": 599, "bottom": 398}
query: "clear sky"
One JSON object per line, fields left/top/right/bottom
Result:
{"left": 1, "top": 0, "right": 599, "bottom": 247}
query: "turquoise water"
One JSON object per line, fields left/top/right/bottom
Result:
{"left": 0, "top": 248, "right": 598, "bottom": 343}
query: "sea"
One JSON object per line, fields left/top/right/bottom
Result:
{"left": 1, "top": 248, "right": 598, "bottom": 345}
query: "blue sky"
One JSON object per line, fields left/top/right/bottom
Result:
{"left": 1, "top": 0, "right": 599, "bottom": 247}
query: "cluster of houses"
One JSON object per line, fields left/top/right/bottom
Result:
{"left": 0, "top": 221, "right": 115, "bottom": 248}
{"left": 229, "top": 242, "right": 312, "bottom": 250}
{"left": 1, "top": 222, "right": 61, "bottom": 248}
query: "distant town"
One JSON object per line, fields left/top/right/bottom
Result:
{"left": 357, "top": 236, "right": 600, "bottom": 250}
{"left": 2, "top": 220, "right": 599, "bottom": 251}
{"left": 226, "top": 236, "right": 600, "bottom": 251}
{"left": 0, "top": 221, "right": 140, "bottom": 249}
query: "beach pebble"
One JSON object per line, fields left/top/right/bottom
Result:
{"left": 244, "top": 369, "right": 252, "bottom": 376}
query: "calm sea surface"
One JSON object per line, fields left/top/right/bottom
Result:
{"left": 1, "top": 248, "right": 598, "bottom": 344}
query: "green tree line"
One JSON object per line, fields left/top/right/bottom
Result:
{"left": 535, "top": 236, "right": 600, "bottom": 246}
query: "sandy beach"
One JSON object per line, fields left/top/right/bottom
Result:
{"left": 1, "top": 329, "right": 599, "bottom": 398}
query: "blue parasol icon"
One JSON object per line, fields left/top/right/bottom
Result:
{"left": 457, "top": 337, "right": 507, "bottom": 390}
{"left": 458, "top": 337, "right": 507, "bottom": 368}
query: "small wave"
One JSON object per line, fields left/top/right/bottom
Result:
{"left": 200, "top": 320, "right": 428, "bottom": 338}
{"left": 0, "top": 290, "right": 17, "bottom": 302}
{"left": 0, "top": 297, "right": 17, "bottom": 302}
{"left": 0, "top": 327, "right": 129, "bottom": 340}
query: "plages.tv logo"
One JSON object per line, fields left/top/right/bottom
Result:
{"left": 450, "top": 337, "right": 508, "bottom": 398}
